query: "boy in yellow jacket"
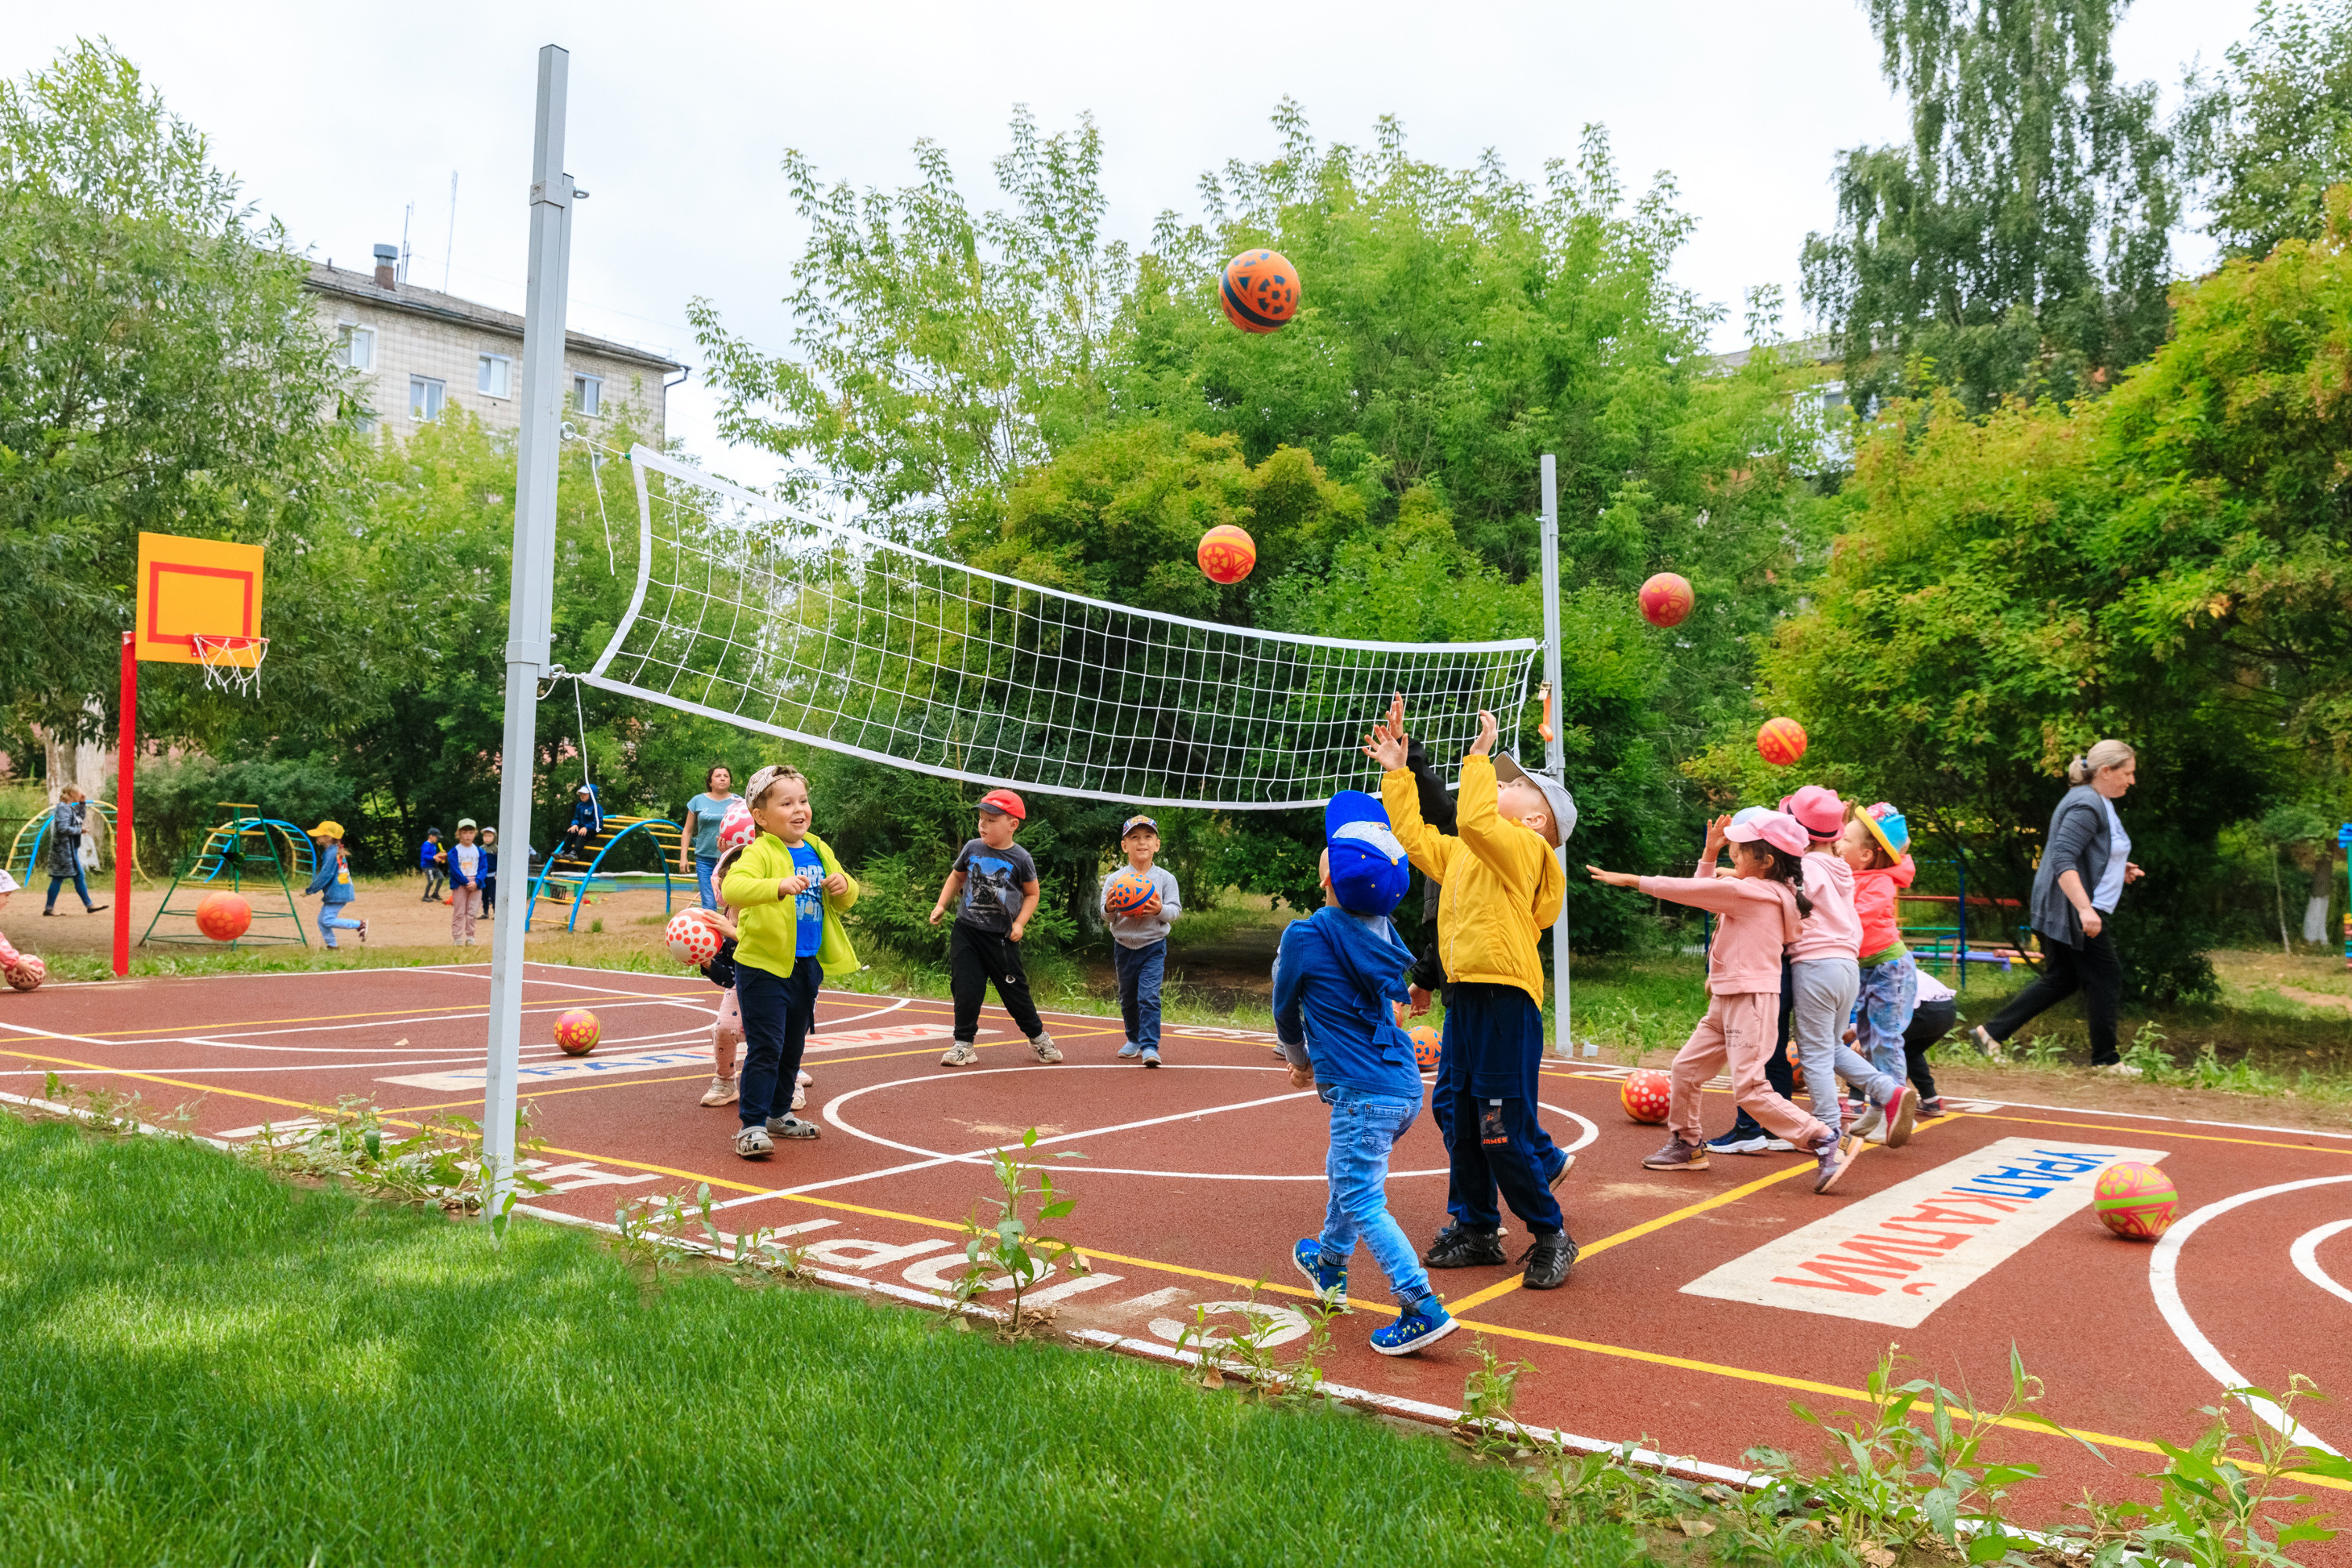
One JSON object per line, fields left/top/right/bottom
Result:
{"left": 1370, "top": 699, "right": 1580, "bottom": 1290}
{"left": 720, "top": 764, "right": 860, "bottom": 1160}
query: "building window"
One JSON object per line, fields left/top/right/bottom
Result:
{"left": 336, "top": 324, "right": 375, "bottom": 372}
{"left": 410, "top": 376, "right": 445, "bottom": 422}
{"left": 477, "top": 354, "right": 513, "bottom": 399}
{"left": 572, "top": 373, "right": 602, "bottom": 417}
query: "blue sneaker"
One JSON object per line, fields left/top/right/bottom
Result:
{"left": 1141, "top": 1046, "right": 1161, "bottom": 1068}
{"left": 1290, "top": 1238, "right": 1347, "bottom": 1305}
{"left": 1370, "top": 1298, "right": 1457, "bottom": 1356}
{"left": 1116, "top": 1041, "right": 1142, "bottom": 1060}
{"left": 1706, "top": 1127, "right": 1770, "bottom": 1156}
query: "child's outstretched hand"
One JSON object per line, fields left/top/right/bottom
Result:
{"left": 1363, "top": 692, "right": 1410, "bottom": 771}
{"left": 1703, "top": 813, "right": 1732, "bottom": 855}
{"left": 1469, "top": 710, "right": 1498, "bottom": 757}
{"left": 1588, "top": 866, "right": 1641, "bottom": 888}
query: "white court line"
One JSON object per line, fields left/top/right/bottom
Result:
{"left": 1965, "top": 1096, "right": 2352, "bottom": 1143}
{"left": 2289, "top": 1219, "right": 2352, "bottom": 1308}
{"left": 2148, "top": 1173, "right": 2352, "bottom": 1456}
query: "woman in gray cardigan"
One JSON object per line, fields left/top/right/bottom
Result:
{"left": 1970, "top": 740, "right": 2143, "bottom": 1066}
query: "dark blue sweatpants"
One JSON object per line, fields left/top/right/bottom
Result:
{"left": 737, "top": 954, "right": 822, "bottom": 1127}
{"left": 1436, "top": 982, "right": 1565, "bottom": 1236}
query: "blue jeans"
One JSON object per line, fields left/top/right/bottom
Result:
{"left": 737, "top": 954, "right": 822, "bottom": 1127}
{"left": 1318, "top": 1084, "right": 1436, "bottom": 1309}
{"left": 45, "top": 863, "right": 93, "bottom": 911}
{"left": 317, "top": 904, "right": 363, "bottom": 948}
{"left": 1853, "top": 953, "right": 1919, "bottom": 1080}
{"left": 1114, "top": 939, "right": 1165, "bottom": 1050}
{"left": 694, "top": 854, "right": 720, "bottom": 911}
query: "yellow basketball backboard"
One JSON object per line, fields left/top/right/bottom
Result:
{"left": 135, "top": 532, "right": 264, "bottom": 665}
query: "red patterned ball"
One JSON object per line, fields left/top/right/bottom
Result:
{"left": 666, "top": 910, "right": 723, "bottom": 967}
{"left": 196, "top": 891, "right": 252, "bottom": 943}
{"left": 2093, "top": 1160, "right": 2178, "bottom": 1240}
{"left": 554, "top": 1008, "right": 601, "bottom": 1057}
{"left": 1620, "top": 1068, "right": 1671, "bottom": 1124}
{"left": 1639, "top": 572, "right": 1695, "bottom": 629}
{"left": 1756, "top": 717, "right": 1809, "bottom": 768}
{"left": 5, "top": 955, "right": 45, "bottom": 993}
{"left": 1197, "top": 524, "right": 1258, "bottom": 586}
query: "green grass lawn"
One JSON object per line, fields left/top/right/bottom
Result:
{"left": 0, "top": 1112, "right": 1647, "bottom": 1567}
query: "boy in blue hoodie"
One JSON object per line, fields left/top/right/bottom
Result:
{"left": 1276, "top": 791, "right": 1457, "bottom": 1356}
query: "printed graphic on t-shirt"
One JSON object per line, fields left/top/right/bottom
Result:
{"left": 954, "top": 840, "right": 1036, "bottom": 933}
{"left": 455, "top": 844, "right": 480, "bottom": 878}
{"left": 790, "top": 842, "right": 826, "bottom": 958}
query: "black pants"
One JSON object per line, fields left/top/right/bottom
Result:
{"left": 1985, "top": 925, "right": 2122, "bottom": 1063}
{"left": 949, "top": 922, "right": 1044, "bottom": 1043}
{"left": 481, "top": 877, "right": 495, "bottom": 916}
{"left": 1437, "top": 982, "right": 1563, "bottom": 1236}
{"left": 423, "top": 867, "right": 446, "bottom": 900}
{"left": 737, "top": 954, "right": 822, "bottom": 1126}
{"left": 1904, "top": 998, "right": 1955, "bottom": 1101}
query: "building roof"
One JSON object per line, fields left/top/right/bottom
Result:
{"left": 303, "top": 263, "right": 684, "bottom": 374}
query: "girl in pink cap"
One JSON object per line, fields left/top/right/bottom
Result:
{"left": 1589, "top": 811, "right": 1858, "bottom": 1195}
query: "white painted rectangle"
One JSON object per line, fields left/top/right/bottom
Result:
{"left": 1679, "top": 1135, "right": 2167, "bottom": 1327}
{"left": 379, "top": 1046, "right": 714, "bottom": 1091}
{"left": 799, "top": 1023, "right": 986, "bottom": 1054}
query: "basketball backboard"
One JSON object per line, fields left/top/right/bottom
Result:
{"left": 134, "top": 532, "right": 264, "bottom": 666}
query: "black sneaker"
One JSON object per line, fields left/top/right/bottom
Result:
{"left": 1522, "top": 1231, "right": 1577, "bottom": 1290}
{"left": 1423, "top": 1225, "right": 1505, "bottom": 1269}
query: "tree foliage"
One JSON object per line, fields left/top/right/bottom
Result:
{"left": 2176, "top": 0, "right": 2352, "bottom": 260}
{"left": 1802, "top": 0, "right": 2177, "bottom": 414}
{"left": 0, "top": 40, "right": 346, "bottom": 742}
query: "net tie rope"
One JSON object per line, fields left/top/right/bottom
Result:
{"left": 578, "top": 445, "right": 1542, "bottom": 811}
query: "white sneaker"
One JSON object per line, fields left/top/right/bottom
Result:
{"left": 699, "top": 1075, "right": 738, "bottom": 1108}
{"left": 795, "top": 1069, "right": 813, "bottom": 1086}
{"left": 1031, "top": 1035, "right": 1063, "bottom": 1064}
{"left": 791, "top": 1083, "right": 807, "bottom": 1110}
{"left": 939, "top": 1040, "right": 979, "bottom": 1067}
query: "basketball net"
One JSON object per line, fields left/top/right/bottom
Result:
{"left": 191, "top": 634, "right": 269, "bottom": 697}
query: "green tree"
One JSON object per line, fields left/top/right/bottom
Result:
{"left": 1801, "top": 0, "right": 2178, "bottom": 414}
{"left": 0, "top": 40, "right": 347, "bottom": 745}
{"left": 2176, "top": 0, "right": 2352, "bottom": 260}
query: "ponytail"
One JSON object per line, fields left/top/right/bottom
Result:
{"left": 1740, "top": 840, "right": 1813, "bottom": 919}
{"left": 2067, "top": 739, "right": 2136, "bottom": 786}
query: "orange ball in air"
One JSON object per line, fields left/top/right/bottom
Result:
{"left": 1220, "top": 249, "right": 1301, "bottom": 332}
{"left": 1755, "top": 717, "right": 1808, "bottom": 767}
{"left": 195, "top": 891, "right": 253, "bottom": 943}
{"left": 1198, "top": 524, "right": 1257, "bottom": 585}
{"left": 1639, "top": 572, "right": 1694, "bottom": 629}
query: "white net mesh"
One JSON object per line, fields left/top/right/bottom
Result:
{"left": 191, "top": 634, "right": 267, "bottom": 697}
{"left": 583, "top": 446, "right": 1542, "bottom": 810}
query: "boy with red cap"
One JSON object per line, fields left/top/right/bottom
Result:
{"left": 930, "top": 789, "right": 1062, "bottom": 1068}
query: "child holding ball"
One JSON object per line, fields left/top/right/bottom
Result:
{"left": 1588, "top": 812, "right": 1857, "bottom": 1195}
{"left": 719, "top": 765, "right": 860, "bottom": 1159}
{"left": 0, "top": 870, "right": 38, "bottom": 989}
{"left": 1102, "top": 815, "right": 1181, "bottom": 1065}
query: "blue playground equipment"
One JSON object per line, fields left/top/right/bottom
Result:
{"left": 141, "top": 809, "right": 315, "bottom": 949}
{"left": 7, "top": 799, "right": 122, "bottom": 887}
{"left": 523, "top": 814, "right": 686, "bottom": 931}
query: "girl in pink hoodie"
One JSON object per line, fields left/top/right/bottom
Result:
{"left": 1589, "top": 811, "right": 1857, "bottom": 1196}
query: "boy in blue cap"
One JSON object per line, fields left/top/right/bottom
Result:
{"left": 1276, "top": 790, "right": 1457, "bottom": 1356}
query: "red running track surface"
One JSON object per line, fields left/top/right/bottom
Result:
{"left": 4, "top": 961, "right": 2349, "bottom": 1537}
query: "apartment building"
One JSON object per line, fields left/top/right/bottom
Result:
{"left": 304, "top": 245, "right": 684, "bottom": 441}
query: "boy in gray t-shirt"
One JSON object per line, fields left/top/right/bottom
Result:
{"left": 928, "top": 789, "right": 1061, "bottom": 1067}
{"left": 1102, "top": 815, "right": 1182, "bottom": 1065}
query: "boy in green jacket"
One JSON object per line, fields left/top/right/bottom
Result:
{"left": 719, "top": 764, "right": 860, "bottom": 1159}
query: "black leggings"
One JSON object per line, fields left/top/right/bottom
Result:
{"left": 1984, "top": 924, "right": 2122, "bottom": 1064}
{"left": 1904, "top": 999, "right": 1956, "bottom": 1101}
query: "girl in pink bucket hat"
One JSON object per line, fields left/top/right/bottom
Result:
{"left": 1589, "top": 811, "right": 1860, "bottom": 1195}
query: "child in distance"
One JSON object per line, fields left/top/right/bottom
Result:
{"left": 1102, "top": 815, "right": 1181, "bottom": 1066}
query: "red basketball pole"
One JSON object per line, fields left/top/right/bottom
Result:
{"left": 114, "top": 631, "right": 134, "bottom": 978}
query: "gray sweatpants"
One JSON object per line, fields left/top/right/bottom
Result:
{"left": 1790, "top": 956, "right": 1900, "bottom": 1135}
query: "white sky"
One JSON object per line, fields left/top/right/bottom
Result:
{"left": 12, "top": 0, "right": 2254, "bottom": 481}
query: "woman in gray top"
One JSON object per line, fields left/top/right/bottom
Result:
{"left": 1971, "top": 740, "right": 2143, "bottom": 1066}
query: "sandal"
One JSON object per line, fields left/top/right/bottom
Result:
{"left": 1968, "top": 1025, "right": 2003, "bottom": 1058}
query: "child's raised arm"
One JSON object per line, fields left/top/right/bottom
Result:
{"left": 1370, "top": 695, "right": 1457, "bottom": 880}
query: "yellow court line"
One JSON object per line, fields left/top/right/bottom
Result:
{"left": 16, "top": 1044, "right": 2344, "bottom": 1490}
{"left": 68, "top": 990, "right": 710, "bottom": 1040}
{"left": 1963, "top": 1112, "right": 2352, "bottom": 1158}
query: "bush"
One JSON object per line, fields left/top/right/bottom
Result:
{"left": 132, "top": 754, "right": 356, "bottom": 873}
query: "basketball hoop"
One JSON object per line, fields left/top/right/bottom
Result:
{"left": 191, "top": 634, "right": 269, "bottom": 696}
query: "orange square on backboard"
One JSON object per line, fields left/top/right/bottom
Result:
{"left": 135, "top": 532, "right": 264, "bottom": 665}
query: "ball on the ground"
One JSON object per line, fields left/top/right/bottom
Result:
{"left": 195, "top": 891, "right": 252, "bottom": 943}
{"left": 1409, "top": 1025, "right": 1441, "bottom": 1073}
{"left": 1197, "top": 524, "right": 1257, "bottom": 585}
{"left": 1639, "top": 572, "right": 1694, "bottom": 629}
{"left": 717, "top": 804, "right": 757, "bottom": 851}
{"left": 1620, "top": 1068, "right": 1671, "bottom": 1124}
{"left": 666, "top": 909, "right": 723, "bottom": 967}
{"left": 1104, "top": 869, "right": 1156, "bottom": 916}
{"left": 554, "top": 1008, "right": 601, "bottom": 1056}
{"left": 2093, "top": 1160, "right": 2177, "bottom": 1240}
{"left": 1220, "top": 249, "right": 1300, "bottom": 333}
{"left": 5, "top": 955, "right": 45, "bottom": 993}
{"left": 1755, "top": 717, "right": 1809, "bottom": 767}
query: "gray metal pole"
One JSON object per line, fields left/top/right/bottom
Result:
{"left": 484, "top": 44, "right": 574, "bottom": 1221}
{"left": 1538, "top": 454, "right": 1572, "bottom": 1058}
